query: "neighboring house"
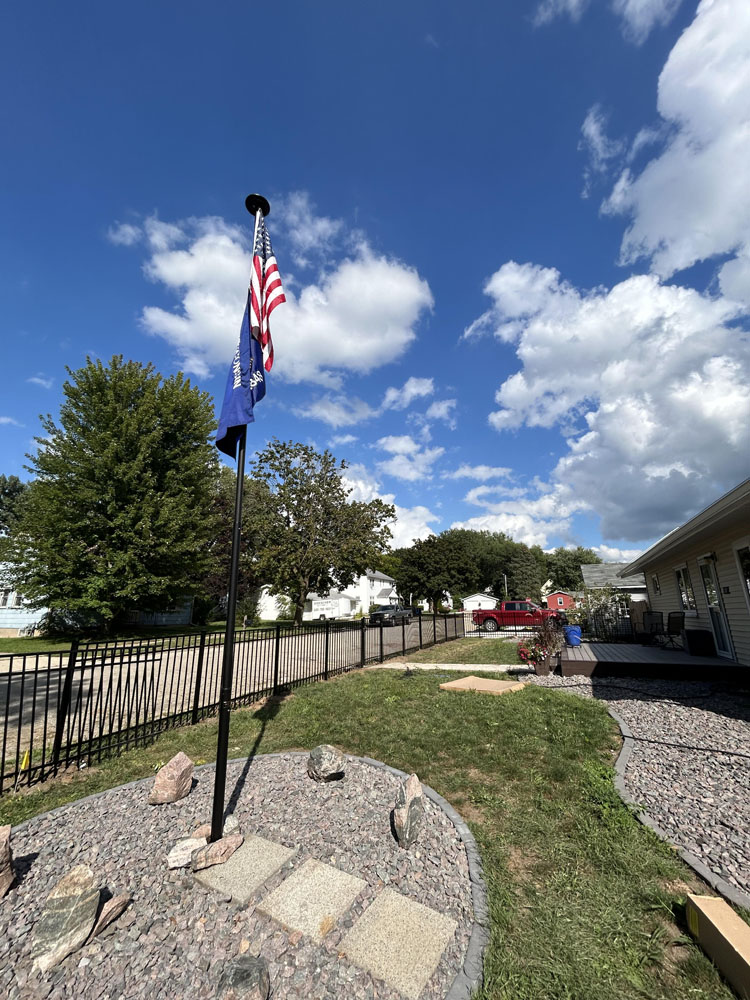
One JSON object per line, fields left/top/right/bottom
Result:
{"left": 0, "top": 568, "right": 45, "bottom": 636}
{"left": 258, "top": 569, "right": 398, "bottom": 622}
{"left": 543, "top": 591, "right": 578, "bottom": 610}
{"left": 462, "top": 592, "right": 498, "bottom": 611}
{"left": 581, "top": 563, "right": 648, "bottom": 603}
{"left": 619, "top": 478, "right": 750, "bottom": 666}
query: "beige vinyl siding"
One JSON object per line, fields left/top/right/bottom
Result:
{"left": 642, "top": 522, "right": 750, "bottom": 667}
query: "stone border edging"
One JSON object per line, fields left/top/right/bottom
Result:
{"left": 607, "top": 706, "right": 750, "bottom": 913}
{"left": 11, "top": 751, "right": 489, "bottom": 1000}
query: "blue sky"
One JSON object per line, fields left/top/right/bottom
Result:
{"left": 1, "top": 1, "right": 748, "bottom": 555}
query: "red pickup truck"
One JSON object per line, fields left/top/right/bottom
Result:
{"left": 472, "top": 601, "right": 565, "bottom": 631}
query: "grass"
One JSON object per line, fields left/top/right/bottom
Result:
{"left": 403, "top": 636, "right": 522, "bottom": 665}
{"left": 2, "top": 668, "right": 741, "bottom": 999}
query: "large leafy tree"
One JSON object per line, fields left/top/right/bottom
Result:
{"left": 250, "top": 439, "right": 394, "bottom": 625}
{"left": 545, "top": 546, "right": 602, "bottom": 592}
{"left": 7, "top": 356, "right": 219, "bottom": 631}
{"left": 0, "top": 474, "right": 27, "bottom": 537}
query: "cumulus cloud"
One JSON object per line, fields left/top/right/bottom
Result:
{"left": 113, "top": 206, "right": 433, "bottom": 382}
{"left": 342, "top": 462, "right": 439, "bottom": 548}
{"left": 424, "top": 399, "right": 457, "bottom": 428}
{"left": 383, "top": 376, "right": 434, "bottom": 410}
{"left": 442, "top": 464, "right": 513, "bottom": 481}
{"left": 594, "top": 543, "right": 644, "bottom": 562}
{"left": 294, "top": 395, "right": 375, "bottom": 428}
{"left": 0, "top": 417, "right": 22, "bottom": 426}
{"left": 26, "top": 374, "right": 53, "bottom": 389}
{"left": 106, "top": 222, "right": 141, "bottom": 246}
{"left": 273, "top": 191, "right": 345, "bottom": 269}
{"left": 579, "top": 105, "right": 626, "bottom": 196}
{"left": 534, "top": 0, "right": 682, "bottom": 42}
{"left": 451, "top": 482, "right": 579, "bottom": 547}
{"left": 375, "top": 435, "right": 445, "bottom": 482}
{"left": 466, "top": 260, "right": 750, "bottom": 541}
{"left": 604, "top": 0, "right": 750, "bottom": 282}
{"left": 328, "top": 433, "right": 358, "bottom": 447}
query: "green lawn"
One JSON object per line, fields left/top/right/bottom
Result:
{"left": 1, "top": 668, "right": 739, "bottom": 999}
{"left": 404, "top": 636, "right": 522, "bottom": 665}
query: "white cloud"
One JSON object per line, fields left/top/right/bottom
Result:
{"left": 424, "top": 399, "right": 457, "bottom": 428}
{"left": 604, "top": 0, "right": 750, "bottom": 282}
{"left": 106, "top": 222, "right": 141, "bottom": 246}
{"left": 328, "top": 433, "right": 358, "bottom": 447}
{"left": 341, "top": 462, "right": 439, "bottom": 548}
{"left": 383, "top": 376, "right": 434, "bottom": 410}
{"left": 273, "top": 191, "right": 345, "bottom": 269}
{"left": 26, "top": 374, "right": 53, "bottom": 389}
{"left": 294, "top": 395, "right": 375, "bottom": 428}
{"left": 0, "top": 417, "right": 22, "bottom": 426}
{"left": 466, "top": 260, "right": 750, "bottom": 541}
{"left": 594, "top": 543, "right": 644, "bottom": 562}
{"left": 115, "top": 208, "right": 432, "bottom": 383}
{"left": 443, "top": 464, "right": 512, "bottom": 481}
{"left": 534, "top": 0, "right": 682, "bottom": 42}
{"left": 579, "top": 105, "right": 626, "bottom": 196}
{"left": 375, "top": 435, "right": 445, "bottom": 482}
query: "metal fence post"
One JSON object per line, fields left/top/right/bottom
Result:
{"left": 433, "top": 611, "right": 437, "bottom": 645}
{"left": 324, "top": 621, "right": 330, "bottom": 680}
{"left": 360, "top": 618, "right": 366, "bottom": 668}
{"left": 273, "top": 624, "right": 281, "bottom": 695}
{"left": 379, "top": 620, "right": 384, "bottom": 663}
{"left": 191, "top": 630, "right": 207, "bottom": 725}
{"left": 401, "top": 618, "right": 406, "bottom": 656}
{"left": 52, "top": 639, "right": 79, "bottom": 774}
{"left": 418, "top": 613, "right": 423, "bottom": 649}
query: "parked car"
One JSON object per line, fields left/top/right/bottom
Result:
{"left": 472, "top": 601, "right": 566, "bottom": 632}
{"left": 368, "top": 604, "right": 414, "bottom": 626}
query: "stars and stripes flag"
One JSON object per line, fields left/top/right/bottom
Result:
{"left": 216, "top": 214, "right": 286, "bottom": 458}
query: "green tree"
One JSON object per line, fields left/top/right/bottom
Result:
{"left": 7, "top": 356, "right": 219, "bottom": 631}
{"left": 0, "top": 474, "right": 27, "bottom": 536}
{"left": 505, "top": 543, "right": 548, "bottom": 600}
{"left": 250, "top": 439, "right": 394, "bottom": 625}
{"left": 546, "top": 546, "right": 602, "bottom": 592}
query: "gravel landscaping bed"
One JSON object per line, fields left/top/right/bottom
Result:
{"left": 1, "top": 754, "right": 476, "bottom": 1000}
{"left": 523, "top": 672, "right": 750, "bottom": 900}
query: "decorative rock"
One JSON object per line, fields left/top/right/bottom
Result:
{"left": 306, "top": 744, "right": 345, "bottom": 782}
{"left": 191, "top": 833, "right": 244, "bottom": 872}
{"left": 392, "top": 773, "right": 425, "bottom": 849}
{"left": 0, "top": 825, "right": 14, "bottom": 898}
{"left": 31, "top": 865, "right": 100, "bottom": 972}
{"left": 224, "top": 813, "right": 240, "bottom": 835}
{"left": 191, "top": 823, "right": 212, "bottom": 840}
{"left": 88, "top": 893, "right": 131, "bottom": 940}
{"left": 217, "top": 954, "right": 271, "bottom": 999}
{"left": 167, "top": 837, "right": 207, "bottom": 869}
{"left": 148, "top": 751, "right": 194, "bottom": 805}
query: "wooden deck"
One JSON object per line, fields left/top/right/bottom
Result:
{"left": 561, "top": 642, "right": 746, "bottom": 680}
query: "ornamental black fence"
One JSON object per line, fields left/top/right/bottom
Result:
{"left": 0, "top": 613, "right": 465, "bottom": 795}
{"left": 462, "top": 609, "right": 639, "bottom": 643}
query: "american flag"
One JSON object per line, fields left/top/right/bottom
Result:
{"left": 250, "top": 215, "right": 286, "bottom": 372}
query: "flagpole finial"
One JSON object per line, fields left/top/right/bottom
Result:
{"left": 245, "top": 193, "right": 270, "bottom": 218}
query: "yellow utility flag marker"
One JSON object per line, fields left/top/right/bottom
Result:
{"left": 20, "top": 749, "right": 30, "bottom": 770}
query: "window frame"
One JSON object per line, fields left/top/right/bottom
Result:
{"left": 733, "top": 535, "right": 750, "bottom": 617}
{"left": 651, "top": 573, "right": 661, "bottom": 596}
{"left": 673, "top": 563, "right": 698, "bottom": 616}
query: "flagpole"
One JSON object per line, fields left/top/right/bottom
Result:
{"left": 210, "top": 194, "right": 268, "bottom": 844}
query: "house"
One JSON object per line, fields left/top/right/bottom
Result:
{"left": 462, "top": 592, "right": 498, "bottom": 611}
{"left": 258, "top": 569, "right": 398, "bottom": 622}
{"left": 581, "top": 563, "right": 648, "bottom": 602}
{"left": 0, "top": 569, "right": 45, "bottom": 637}
{"left": 542, "top": 590, "right": 578, "bottom": 611}
{"left": 619, "top": 478, "right": 750, "bottom": 665}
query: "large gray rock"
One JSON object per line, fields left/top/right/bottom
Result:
{"left": 88, "top": 893, "right": 131, "bottom": 940}
{"left": 167, "top": 837, "right": 207, "bottom": 870}
{"left": 392, "top": 773, "right": 425, "bottom": 849}
{"left": 306, "top": 744, "right": 345, "bottom": 782}
{"left": 191, "top": 833, "right": 244, "bottom": 872}
{"left": 0, "top": 825, "right": 14, "bottom": 898}
{"left": 148, "top": 751, "right": 194, "bottom": 804}
{"left": 218, "top": 954, "right": 271, "bottom": 999}
{"left": 31, "top": 865, "right": 100, "bottom": 972}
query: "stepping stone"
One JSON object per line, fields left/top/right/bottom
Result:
{"left": 439, "top": 674, "right": 526, "bottom": 696}
{"left": 258, "top": 858, "right": 365, "bottom": 942}
{"left": 194, "top": 834, "right": 295, "bottom": 903}
{"left": 341, "top": 888, "right": 457, "bottom": 1000}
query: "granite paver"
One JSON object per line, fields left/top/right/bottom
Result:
{"left": 258, "top": 858, "right": 366, "bottom": 942}
{"left": 195, "top": 834, "right": 296, "bottom": 903}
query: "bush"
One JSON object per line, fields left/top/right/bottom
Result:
{"left": 518, "top": 617, "right": 564, "bottom": 668}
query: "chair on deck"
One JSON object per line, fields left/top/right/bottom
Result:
{"left": 662, "top": 612, "right": 685, "bottom": 648}
{"left": 641, "top": 611, "right": 664, "bottom": 644}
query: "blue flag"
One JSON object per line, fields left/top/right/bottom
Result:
{"left": 215, "top": 300, "right": 267, "bottom": 459}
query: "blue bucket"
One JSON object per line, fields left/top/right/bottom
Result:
{"left": 563, "top": 625, "right": 582, "bottom": 647}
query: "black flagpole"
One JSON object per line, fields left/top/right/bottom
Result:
{"left": 210, "top": 193, "right": 270, "bottom": 844}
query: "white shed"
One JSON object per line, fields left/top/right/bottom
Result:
{"left": 462, "top": 593, "right": 498, "bottom": 611}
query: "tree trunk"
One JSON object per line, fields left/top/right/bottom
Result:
{"left": 293, "top": 586, "right": 306, "bottom": 627}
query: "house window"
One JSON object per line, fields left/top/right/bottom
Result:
{"left": 0, "top": 590, "right": 9, "bottom": 608}
{"left": 651, "top": 574, "right": 661, "bottom": 596}
{"left": 735, "top": 542, "right": 750, "bottom": 613}
{"left": 674, "top": 565, "right": 697, "bottom": 612}
{"left": 557, "top": 597, "right": 564, "bottom": 607}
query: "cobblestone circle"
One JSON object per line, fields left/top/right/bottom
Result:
{"left": 523, "top": 671, "right": 750, "bottom": 900}
{"left": 0, "top": 754, "right": 477, "bottom": 1000}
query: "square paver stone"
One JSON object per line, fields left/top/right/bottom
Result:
{"left": 194, "top": 834, "right": 296, "bottom": 903}
{"left": 341, "top": 888, "right": 458, "bottom": 1000}
{"left": 258, "top": 858, "right": 366, "bottom": 942}
{"left": 439, "top": 674, "right": 525, "bottom": 696}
